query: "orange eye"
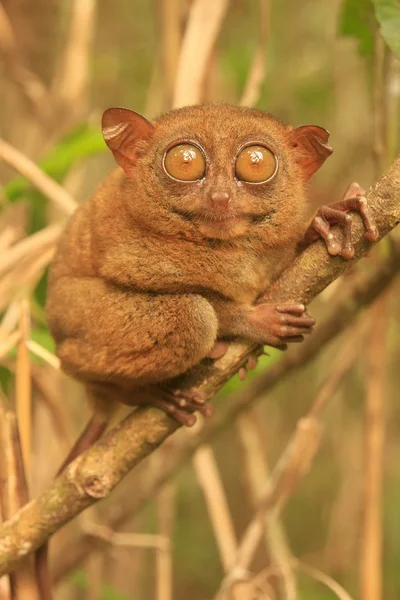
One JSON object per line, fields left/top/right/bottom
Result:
{"left": 164, "top": 144, "right": 206, "bottom": 181}
{"left": 235, "top": 145, "right": 277, "bottom": 183}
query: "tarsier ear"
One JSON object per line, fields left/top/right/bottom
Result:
{"left": 102, "top": 108, "right": 154, "bottom": 176}
{"left": 287, "top": 125, "right": 333, "bottom": 180}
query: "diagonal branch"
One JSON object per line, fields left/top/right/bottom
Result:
{"left": 0, "top": 156, "right": 399, "bottom": 575}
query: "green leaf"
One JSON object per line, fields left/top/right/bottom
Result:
{"left": 0, "top": 365, "right": 12, "bottom": 394}
{"left": 4, "top": 126, "right": 106, "bottom": 202}
{"left": 339, "top": 0, "right": 376, "bottom": 58}
{"left": 374, "top": 0, "right": 400, "bottom": 58}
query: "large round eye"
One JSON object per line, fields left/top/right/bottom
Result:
{"left": 164, "top": 144, "right": 206, "bottom": 181}
{"left": 235, "top": 145, "right": 277, "bottom": 183}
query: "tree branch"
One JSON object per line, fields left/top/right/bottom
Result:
{"left": 0, "top": 156, "right": 400, "bottom": 575}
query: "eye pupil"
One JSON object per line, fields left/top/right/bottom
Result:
{"left": 164, "top": 144, "right": 206, "bottom": 181}
{"left": 235, "top": 145, "right": 277, "bottom": 183}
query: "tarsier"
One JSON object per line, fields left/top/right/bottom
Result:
{"left": 47, "top": 102, "right": 378, "bottom": 433}
{"left": 38, "top": 103, "right": 379, "bottom": 598}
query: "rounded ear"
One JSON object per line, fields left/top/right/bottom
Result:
{"left": 102, "top": 107, "right": 154, "bottom": 176}
{"left": 287, "top": 125, "right": 333, "bottom": 180}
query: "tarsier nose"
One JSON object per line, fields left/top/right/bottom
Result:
{"left": 210, "top": 191, "right": 231, "bottom": 208}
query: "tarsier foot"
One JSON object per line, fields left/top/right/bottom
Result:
{"left": 207, "top": 340, "right": 230, "bottom": 360}
{"left": 304, "top": 182, "right": 379, "bottom": 259}
{"left": 207, "top": 339, "right": 262, "bottom": 381}
{"left": 250, "top": 302, "right": 315, "bottom": 350}
{"left": 238, "top": 352, "right": 260, "bottom": 381}
{"left": 154, "top": 387, "right": 214, "bottom": 427}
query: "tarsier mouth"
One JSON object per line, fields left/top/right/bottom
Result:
{"left": 172, "top": 206, "right": 275, "bottom": 225}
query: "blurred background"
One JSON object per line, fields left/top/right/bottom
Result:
{"left": 1, "top": 0, "right": 400, "bottom": 599}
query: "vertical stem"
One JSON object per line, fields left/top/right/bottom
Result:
{"left": 15, "top": 299, "right": 31, "bottom": 477}
{"left": 193, "top": 444, "right": 238, "bottom": 571}
{"left": 155, "top": 484, "right": 175, "bottom": 600}
{"left": 160, "top": 0, "right": 182, "bottom": 108}
{"left": 0, "top": 394, "right": 39, "bottom": 599}
{"left": 372, "top": 36, "right": 387, "bottom": 176}
{"left": 237, "top": 411, "right": 297, "bottom": 600}
{"left": 360, "top": 33, "right": 391, "bottom": 600}
{"left": 360, "top": 297, "right": 387, "bottom": 600}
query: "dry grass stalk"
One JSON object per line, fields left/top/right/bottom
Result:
{"left": 82, "top": 522, "right": 170, "bottom": 551}
{"left": 360, "top": 296, "right": 387, "bottom": 600}
{"left": 0, "top": 394, "right": 39, "bottom": 599}
{"left": 84, "top": 553, "right": 103, "bottom": 600}
{"left": 31, "top": 368, "right": 72, "bottom": 454}
{"left": 294, "top": 561, "right": 355, "bottom": 600}
{"left": 16, "top": 299, "right": 32, "bottom": 475}
{"left": 160, "top": 0, "right": 183, "bottom": 107}
{"left": 0, "top": 331, "right": 20, "bottom": 360}
{"left": 0, "top": 202, "right": 29, "bottom": 252}
{"left": 236, "top": 411, "right": 297, "bottom": 599}
{"left": 240, "top": 0, "right": 269, "bottom": 107}
{"left": 193, "top": 443, "right": 238, "bottom": 571}
{"left": 0, "top": 223, "right": 61, "bottom": 279}
{"left": 156, "top": 484, "right": 175, "bottom": 600}
{"left": 0, "top": 140, "right": 77, "bottom": 215}
{"left": 217, "top": 336, "right": 359, "bottom": 598}
{"left": 0, "top": 4, "right": 50, "bottom": 124}
{"left": 0, "top": 246, "right": 55, "bottom": 312}
{"left": 172, "top": 0, "right": 229, "bottom": 107}
{"left": 0, "top": 303, "right": 19, "bottom": 341}
{"left": 26, "top": 341, "right": 60, "bottom": 371}
{"left": 215, "top": 417, "right": 322, "bottom": 599}
{"left": 50, "top": 0, "right": 97, "bottom": 121}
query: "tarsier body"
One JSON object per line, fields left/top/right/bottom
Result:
{"left": 46, "top": 103, "right": 378, "bottom": 424}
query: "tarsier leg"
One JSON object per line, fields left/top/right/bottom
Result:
{"left": 48, "top": 278, "right": 219, "bottom": 425}
{"left": 303, "top": 182, "right": 379, "bottom": 259}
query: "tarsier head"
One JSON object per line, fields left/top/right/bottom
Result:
{"left": 102, "top": 104, "right": 332, "bottom": 242}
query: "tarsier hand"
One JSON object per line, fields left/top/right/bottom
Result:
{"left": 304, "top": 182, "right": 379, "bottom": 259}
{"left": 249, "top": 302, "right": 315, "bottom": 350}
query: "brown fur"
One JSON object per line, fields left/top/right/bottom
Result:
{"left": 46, "top": 102, "right": 332, "bottom": 404}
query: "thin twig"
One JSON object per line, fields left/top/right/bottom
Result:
{"left": 0, "top": 4, "right": 51, "bottom": 125}
{"left": 0, "top": 140, "right": 77, "bottom": 215}
{"left": 155, "top": 484, "right": 175, "bottom": 600}
{"left": 160, "top": 0, "right": 182, "bottom": 108}
{"left": 236, "top": 411, "right": 297, "bottom": 599}
{"left": 26, "top": 342, "right": 60, "bottom": 371}
{"left": 217, "top": 333, "right": 358, "bottom": 597}
{"left": 31, "top": 368, "right": 72, "bottom": 454}
{"left": 172, "top": 0, "right": 229, "bottom": 107}
{"left": 82, "top": 522, "right": 170, "bottom": 551}
{"left": 215, "top": 417, "right": 322, "bottom": 599}
{"left": 0, "top": 246, "right": 55, "bottom": 312}
{"left": 240, "top": 0, "right": 269, "bottom": 107}
{"left": 0, "top": 224, "right": 62, "bottom": 279}
{"left": 0, "top": 303, "right": 19, "bottom": 341}
{"left": 360, "top": 296, "right": 387, "bottom": 600}
{"left": 0, "top": 394, "right": 39, "bottom": 599}
{"left": 50, "top": 0, "right": 97, "bottom": 123}
{"left": 294, "top": 561, "right": 355, "bottom": 600}
{"left": 193, "top": 443, "right": 238, "bottom": 571}
{"left": 15, "top": 300, "right": 31, "bottom": 475}
{"left": 0, "top": 332, "right": 20, "bottom": 360}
